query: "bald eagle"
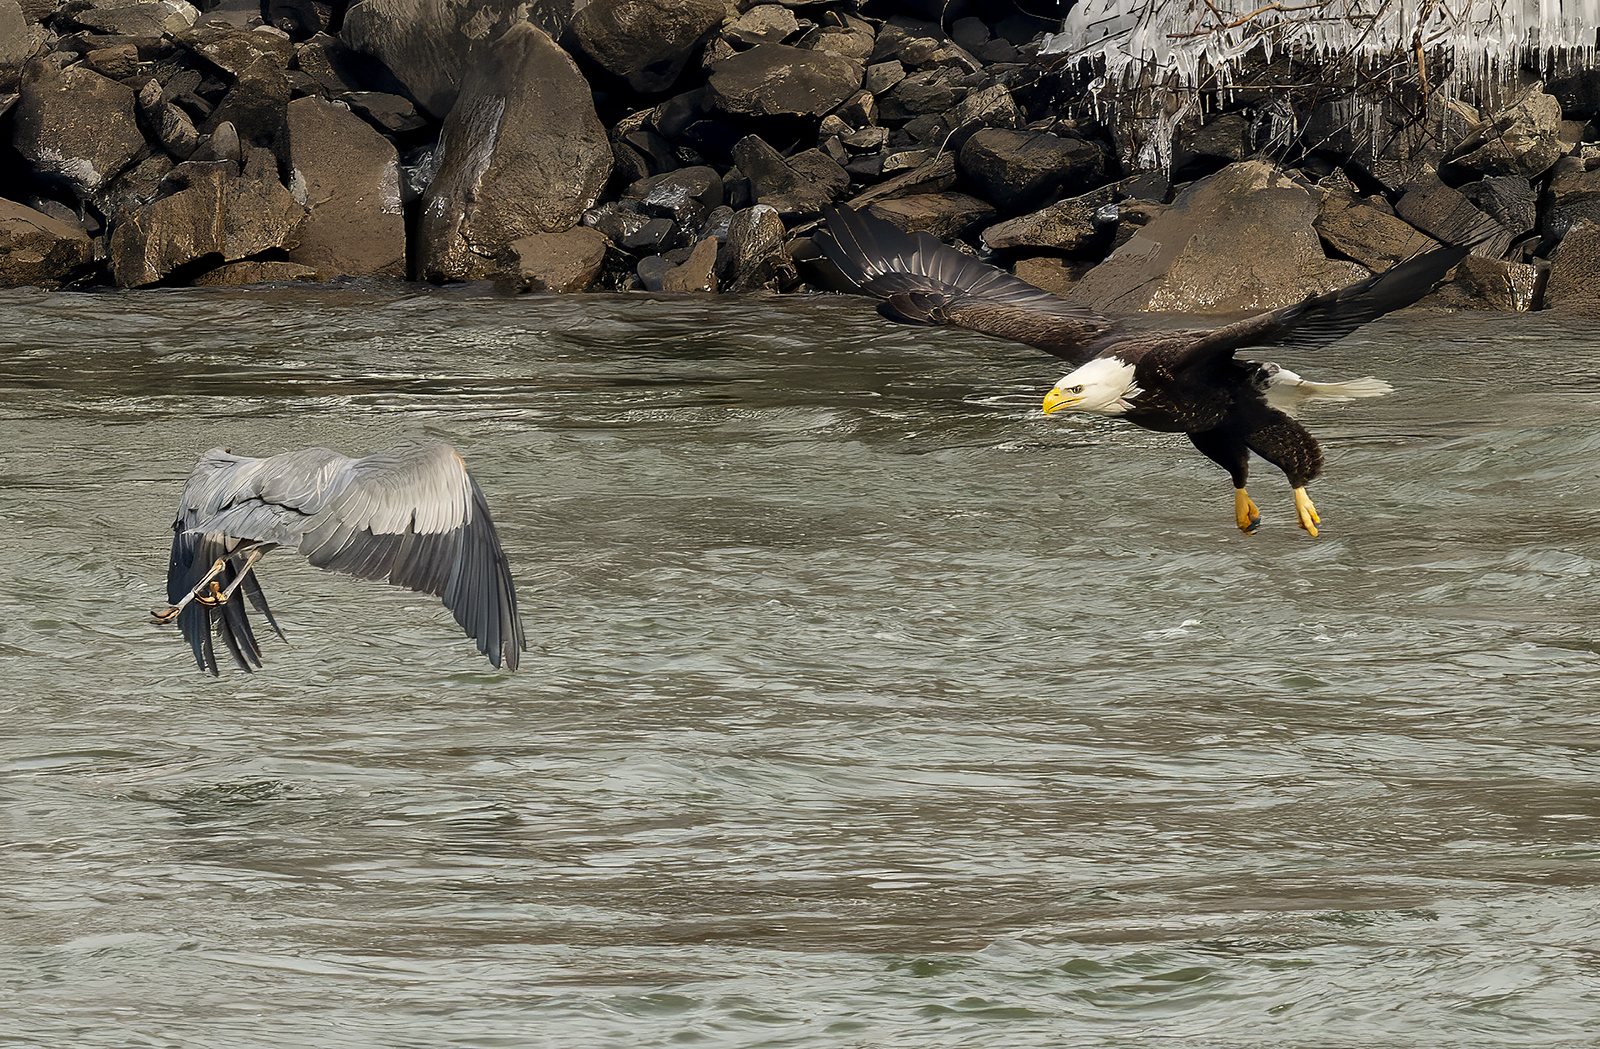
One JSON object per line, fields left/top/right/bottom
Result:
{"left": 817, "top": 205, "right": 1467, "bottom": 536}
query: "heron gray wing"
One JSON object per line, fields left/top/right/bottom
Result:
{"left": 294, "top": 444, "right": 526, "bottom": 670}
{"left": 817, "top": 205, "right": 1114, "bottom": 364}
{"left": 166, "top": 525, "right": 274, "bottom": 674}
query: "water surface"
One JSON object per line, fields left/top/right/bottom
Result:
{"left": 2, "top": 287, "right": 1598, "bottom": 1046}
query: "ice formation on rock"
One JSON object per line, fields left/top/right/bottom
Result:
{"left": 1043, "top": 0, "right": 1600, "bottom": 170}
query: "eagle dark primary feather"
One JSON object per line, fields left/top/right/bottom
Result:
{"left": 155, "top": 443, "right": 526, "bottom": 674}
{"left": 816, "top": 205, "right": 1113, "bottom": 361}
{"left": 819, "top": 203, "right": 1467, "bottom": 536}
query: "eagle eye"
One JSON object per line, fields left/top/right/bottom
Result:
{"left": 1068, "top": 385, "right": 1084, "bottom": 394}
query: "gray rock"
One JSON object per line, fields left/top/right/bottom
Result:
{"left": 1543, "top": 218, "right": 1600, "bottom": 312}
{"left": 1072, "top": 160, "right": 1370, "bottom": 313}
{"left": 340, "top": 91, "right": 427, "bottom": 133}
{"left": 568, "top": 0, "right": 723, "bottom": 94}
{"left": 14, "top": 63, "right": 146, "bottom": 200}
{"left": 108, "top": 148, "right": 306, "bottom": 286}
{"left": 847, "top": 151, "right": 956, "bottom": 208}
{"left": 418, "top": 22, "right": 612, "bottom": 281}
{"left": 862, "top": 192, "right": 994, "bottom": 241}
{"left": 58, "top": 0, "right": 197, "bottom": 37}
{"left": 660, "top": 234, "right": 718, "bottom": 292}
{"left": 202, "top": 54, "right": 291, "bottom": 149}
{"left": 863, "top": 60, "right": 903, "bottom": 96}
{"left": 1, "top": 0, "right": 37, "bottom": 94}
{"left": 1448, "top": 82, "right": 1565, "bottom": 180}
{"left": 705, "top": 43, "right": 862, "bottom": 119}
{"left": 620, "top": 215, "right": 677, "bottom": 254}
{"left": 877, "top": 68, "right": 963, "bottom": 122}
{"left": 284, "top": 96, "right": 405, "bottom": 279}
{"left": 0, "top": 196, "right": 93, "bottom": 287}
{"left": 732, "top": 135, "right": 845, "bottom": 217}
{"left": 949, "top": 81, "right": 1019, "bottom": 137}
{"left": 502, "top": 225, "right": 608, "bottom": 291}
{"left": 178, "top": 21, "right": 295, "bottom": 79}
{"left": 806, "top": 21, "right": 873, "bottom": 62}
{"left": 190, "top": 120, "right": 242, "bottom": 168}
{"left": 635, "top": 252, "right": 670, "bottom": 290}
{"left": 958, "top": 128, "right": 1106, "bottom": 215}
{"left": 725, "top": 5, "right": 798, "bottom": 49}
{"left": 1171, "top": 112, "right": 1252, "bottom": 173}
{"left": 980, "top": 195, "right": 1108, "bottom": 252}
{"left": 718, "top": 203, "right": 791, "bottom": 291}
{"left": 1314, "top": 191, "right": 1438, "bottom": 272}
{"left": 341, "top": 0, "right": 572, "bottom": 119}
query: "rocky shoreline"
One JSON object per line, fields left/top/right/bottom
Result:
{"left": 3, "top": 0, "right": 1598, "bottom": 313}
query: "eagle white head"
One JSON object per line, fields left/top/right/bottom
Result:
{"left": 1041, "top": 357, "right": 1143, "bottom": 416}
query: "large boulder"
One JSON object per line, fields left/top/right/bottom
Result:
{"left": 13, "top": 64, "right": 147, "bottom": 200}
{"left": 108, "top": 149, "right": 306, "bottom": 286}
{"left": 1071, "top": 161, "right": 1369, "bottom": 313}
{"left": 341, "top": 0, "right": 573, "bottom": 119}
{"left": 284, "top": 96, "right": 406, "bottom": 279}
{"left": 565, "top": 0, "right": 723, "bottom": 94}
{"left": 718, "top": 203, "right": 791, "bottom": 291}
{"left": 418, "top": 22, "right": 612, "bottom": 281}
{"left": 0, "top": 197, "right": 94, "bottom": 287}
{"left": 705, "top": 43, "right": 862, "bottom": 118}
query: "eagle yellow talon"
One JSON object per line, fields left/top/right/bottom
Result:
{"left": 1293, "top": 487, "right": 1321, "bottom": 537}
{"left": 1234, "top": 488, "right": 1260, "bottom": 534}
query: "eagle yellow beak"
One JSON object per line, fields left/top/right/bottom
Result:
{"left": 1041, "top": 385, "right": 1078, "bottom": 415}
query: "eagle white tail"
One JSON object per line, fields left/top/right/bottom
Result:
{"left": 1260, "top": 363, "right": 1393, "bottom": 415}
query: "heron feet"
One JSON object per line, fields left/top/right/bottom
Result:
{"left": 1293, "top": 487, "right": 1321, "bottom": 537}
{"left": 1234, "top": 488, "right": 1260, "bottom": 534}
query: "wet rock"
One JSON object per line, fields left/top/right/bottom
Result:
{"left": 1072, "top": 160, "right": 1369, "bottom": 313}
{"left": 958, "top": 128, "right": 1106, "bottom": 215}
{"left": 284, "top": 96, "right": 405, "bottom": 279}
{"left": 864, "top": 192, "right": 994, "bottom": 241}
{"left": 635, "top": 252, "right": 670, "bottom": 290}
{"left": 1442, "top": 255, "right": 1542, "bottom": 311}
{"left": 1543, "top": 218, "right": 1600, "bottom": 312}
{"left": 1448, "top": 82, "right": 1565, "bottom": 180}
{"left": 980, "top": 195, "right": 1110, "bottom": 253}
{"left": 1314, "top": 191, "right": 1438, "bottom": 272}
{"left": 718, "top": 203, "right": 791, "bottom": 291}
{"left": 340, "top": 91, "right": 427, "bottom": 133}
{"left": 341, "top": 0, "right": 572, "bottom": 120}
{"left": 191, "top": 258, "right": 319, "bottom": 284}
{"left": 567, "top": 0, "right": 723, "bottom": 94}
{"left": 732, "top": 135, "right": 846, "bottom": 217}
{"left": 626, "top": 165, "right": 723, "bottom": 229}
{"left": 948, "top": 81, "right": 1020, "bottom": 140}
{"left": 660, "top": 234, "right": 718, "bottom": 292}
{"left": 14, "top": 63, "right": 146, "bottom": 201}
{"left": 725, "top": 5, "right": 798, "bottom": 49}
{"left": 108, "top": 148, "right": 306, "bottom": 286}
{"left": 705, "top": 43, "right": 862, "bottom": 119}
{"left": 621, "top": 216, "right": 677, "bottom": 254}
{"left": 418, "top": 23, "right": 612, "bottom": 282}
{"left": 1395, "top": 172, "right": 1512, "bottom": 257}
{"left": 0, "top": 197, "right": 94, "bottom": 287}
{"left": 502, "top": 225, "right": 608, "bottom": 291}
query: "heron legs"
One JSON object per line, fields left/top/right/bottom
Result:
{"left": 151, "top": 550, "right": 264, "bottom": 623}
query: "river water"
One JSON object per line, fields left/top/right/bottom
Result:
{"left": 2, "top": 285, "right": 1598, "bottom": 1047}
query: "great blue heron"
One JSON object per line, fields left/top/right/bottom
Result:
{"left": 153, "top": 443, "right": 526, "bottom": 674}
